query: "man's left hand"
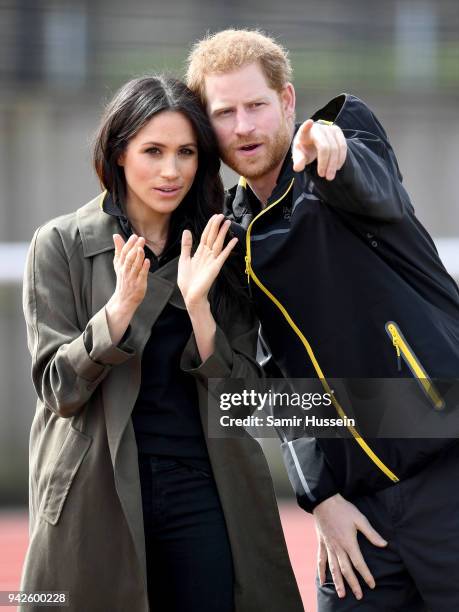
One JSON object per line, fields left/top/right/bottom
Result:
{"left": 292, "top": 119, "right": 347, "bottom": 180}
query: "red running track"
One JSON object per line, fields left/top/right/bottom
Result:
{"left": 0, "top": 503, "right": 318, "bottom": 611}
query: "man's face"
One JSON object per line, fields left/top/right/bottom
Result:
{"left": 204, "top": 62, "right": 295, "bottom": 180}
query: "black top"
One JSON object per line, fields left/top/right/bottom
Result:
{"left": 102, "top": 193, "right": 210, "bottom": 463}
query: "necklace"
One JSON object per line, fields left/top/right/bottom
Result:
{"left": 144, "top": 236, "right": 167, "bottom": 247}
{"left": 143, "top": 236, "right": 167, "bottom": 257}
{"left": 131, "top": 223, "right": 167, "bottom": 247}
{"left": 130, "top": 222, "right": 168, "bottom": 255}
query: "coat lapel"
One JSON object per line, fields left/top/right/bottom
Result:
{"left": 76, "top": 194, "right": 188, "bottom": 584}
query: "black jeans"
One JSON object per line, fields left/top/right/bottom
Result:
{"left": 138, "top": 454, "right": 234, "bottom": 612}
{"left": 317, "top": 442, "right": 459, "bottom": 611}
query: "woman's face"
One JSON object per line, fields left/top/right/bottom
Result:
{"left": 118, "top": 110, "right": 198, "bottom": 219}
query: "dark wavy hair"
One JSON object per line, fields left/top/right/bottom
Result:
{"left": 93, "top": 75, "right": 249, "bottom": 321}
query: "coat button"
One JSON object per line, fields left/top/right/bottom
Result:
{"left": 366, "top": 232, "right": 373, "bottom": 238}
{"left": 371, "top": 240, "right": 378, "bottom": 247}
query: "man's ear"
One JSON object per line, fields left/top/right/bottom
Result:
{"left": 280, "top": 82, "right": 296, "bottom": 121}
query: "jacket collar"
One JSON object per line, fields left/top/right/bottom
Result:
{"left": 77, "top": 192, "right": 118, "bottom": 258}
{"left": 77, "top": 192, "right": 187, "bottom": 263}
{"left": 76, "top": 191, "right": 186, "bottom": 308}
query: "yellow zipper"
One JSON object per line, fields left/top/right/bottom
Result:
{"left": 244, "top": 179, "right": 295, "bottom": 280}
{"left": 386, "top": 321, "right": 445, "bottom": 410}
{"left": 244, "top": 178, "right": 399, "bottom": 484}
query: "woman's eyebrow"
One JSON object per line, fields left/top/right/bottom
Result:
{"left": 142, "top": 141, "right": 197, "bottom": 147}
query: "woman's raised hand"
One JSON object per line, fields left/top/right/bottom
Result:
{"left": 111, "top": 233, "right": 150, "bottom": 312}
{"left": 178, "top": 214, "right": 238, "bottom": 309}
{"left": 105, "top": 233, "right": 150, "bottom": 345}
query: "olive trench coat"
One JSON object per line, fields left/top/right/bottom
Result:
{"left": 19, "top": 194, "right": 303, "bottom": 612}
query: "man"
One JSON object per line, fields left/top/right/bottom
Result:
{"left": 186, "top": 29, "right": 459, "bottom": 611}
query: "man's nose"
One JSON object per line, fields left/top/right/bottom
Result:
{"left": 160, "top": 155, "right": 180, "bottom": 179}
{"left": 234, "top": 109, "right": 255, "bottom": 137}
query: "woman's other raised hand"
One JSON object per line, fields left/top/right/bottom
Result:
{"left": 177, "top": 214, "right": 238, "bottom": 310}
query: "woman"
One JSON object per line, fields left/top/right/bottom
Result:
{"left": 20, "top": 76, "right": 303, "bottom": 612}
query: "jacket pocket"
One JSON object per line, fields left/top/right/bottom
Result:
{"left": 41, "top": 426, "right": 92, "bottom": 525}
{"left": 385, "top": 321, "right": 445, "bottom": 410}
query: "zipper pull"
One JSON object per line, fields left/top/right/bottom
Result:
{"left": 393, "top": 340, "right": 401, "bottom": 371}
{"left": 244, "top": 255, "right": 251, "bottom": 283}
{"left": 388, "top": 324, "right": 402, "bottom": 371}
{"left": 244, "top": 255, "right": 253, "bottom": 298}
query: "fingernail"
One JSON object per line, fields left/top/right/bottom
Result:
{"left": 355, "top": 593, "right": 362, "bottom": 600}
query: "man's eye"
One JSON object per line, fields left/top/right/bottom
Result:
{"left": 251, "top": 102, "right": 264, "bottom": 108}
{"left": 218, "top": 109, "right": 233, "bottom": 117}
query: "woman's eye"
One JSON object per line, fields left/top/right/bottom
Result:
{"left": 180, "top": 148, "right": 196, "bottom": 156}
{"left": 145, "top": 147, "right": 160, "bottom": 155}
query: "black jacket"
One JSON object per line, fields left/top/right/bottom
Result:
{"left": 224, "top": 93, "right": 459, "bottom": 511}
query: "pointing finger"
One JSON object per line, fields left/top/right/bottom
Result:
{"left": 297, "top": 119, "right": 314, "bottom": 145}
{"left": 292, "top": 143, "right": 308, "bottom": 172}
{"left": 315, "top": 126, "right": 332, "bottom": 178}
{"left": 292, "top": 120, "right": 314, "bottom": 172}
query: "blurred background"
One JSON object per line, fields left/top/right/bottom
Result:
{"left": 0, "top": 0, "right": 458, "bottom": 607}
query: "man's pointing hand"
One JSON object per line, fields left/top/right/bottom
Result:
{"left": 292, "top": 119, "right": 348, "bottom": 180}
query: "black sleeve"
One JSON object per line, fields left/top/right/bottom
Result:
{"left": 308, "top": 128, "right": 413, "bottom": 223}
{"left": 280, "top": 436, "right": 340, "bottom": 513}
